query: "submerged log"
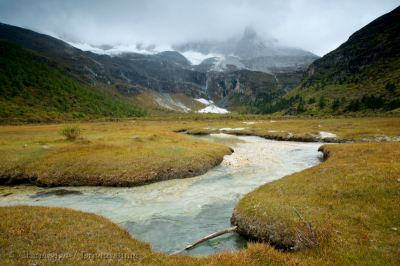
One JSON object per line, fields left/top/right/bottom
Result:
{"left": 170, "top": 226, "right": 238, "bottom": 255}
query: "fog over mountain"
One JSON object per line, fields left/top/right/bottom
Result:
{"left": 0, "top": 0, "right": 398, "bottom": 57}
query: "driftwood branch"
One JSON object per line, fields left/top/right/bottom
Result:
{"left": 293, "top": 207, "right": 318, "bottom": 247}
{"left": 170, "top": 226, "right": 237, "bottom": 255}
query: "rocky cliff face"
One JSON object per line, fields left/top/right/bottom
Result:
{"left": 205, "top": 70, "right": 298, "bottom": 110}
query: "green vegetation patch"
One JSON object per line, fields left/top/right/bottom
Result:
{"left": 0, "top": 41, "right": 145, "bottom": 123}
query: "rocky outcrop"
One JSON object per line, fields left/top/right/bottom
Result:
{"left": 205, "top": 70, "right": 304, "bottom": 109}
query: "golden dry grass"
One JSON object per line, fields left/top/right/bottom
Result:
{"left": 177, "top": 116, "right": 400, "bottom": 142}
{"left": 0, "top": 206, "right": 303, "bottom": 265}
{"left": 233, "top": 142, "right": 400, "bottom": 265}
{"left": 0, "top": 121, "right": 232, "bottom": 186}
{"left": 1, "top": 142, "right": 399, "bottom": 265}
{"left": 1, "top": 117, "right": 400, "bottom": 264}
{"left": 1, "top": 117, "right": 399, "bottom": 187}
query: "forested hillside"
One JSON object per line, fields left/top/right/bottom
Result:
{"left": 0, "top": 42, "right": 144, "bottom": 123}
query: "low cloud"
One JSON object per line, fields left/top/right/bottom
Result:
{"left": 0, "top": 0, "right": 398, "bottom": 56}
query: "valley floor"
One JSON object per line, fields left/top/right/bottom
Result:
{"left": 1, "top": 116, "right": 400, "bottom": 265}
{"left": 1, "top": 116, "right": 399, "bottom": 187}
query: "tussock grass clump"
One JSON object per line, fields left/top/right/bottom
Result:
{"left": 60, "top": 125, "right": 81, "bottom": 141}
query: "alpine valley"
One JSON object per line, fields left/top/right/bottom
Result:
{"left": 0, "top": 6, "right": 399, "bottom": 122}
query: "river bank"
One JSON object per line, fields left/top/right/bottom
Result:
{"left": 1, "top": 117, "right": 400, "bottom": 264}
{"left": 0, "top": 134, "right": 322, "bottom": 256}
{"left": 1, "top": 141, "right": 399, "bottom": 265}
{"left": 231, "top": 142, "right": 400, "bottom": 265}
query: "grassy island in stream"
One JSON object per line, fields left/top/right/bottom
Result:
{"left": 0, "top": 121, "right": 232, "bottom": 186}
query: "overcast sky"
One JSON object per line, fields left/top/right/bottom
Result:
{"left": 0, "top": 0, "right": 398, "bottom": 56}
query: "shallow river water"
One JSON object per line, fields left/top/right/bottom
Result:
{"left": 0, "top": 134, "right": 322, "bottom": 256}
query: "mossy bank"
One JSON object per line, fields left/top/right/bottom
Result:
{"left": 232, "top": 143, "right": 400, "bottom": 265}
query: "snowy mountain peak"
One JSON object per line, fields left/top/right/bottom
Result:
{"left": 243, "top": 26, "right": 258, "bottom": 39}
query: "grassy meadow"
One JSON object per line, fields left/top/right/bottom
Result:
{"left": 232, "top": 142, "right": 400, "bottom": 265}
{"left": 1, "top": 117, "right": 400, "bottom": 186}
{"left": 0, "top": 121, "right": 232, "bottom": 186}
{"left": 1, "top": 142, "right": 399, "bottom": 265}
{"left": 0, "top": 206, "right": 304, "bottom": 265}
{"left": 1, "top": 116, "right": 400, "bottom": 265}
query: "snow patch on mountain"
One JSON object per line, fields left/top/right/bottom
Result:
{"left": 198, "top": 105, "right": 229, "bottom": 114}
{"left": 66, "top": 41, "right": 171, "bottom": 56}
{"left": 181, "top": 51, "right": 220, "bottom": 65}
{"left": 195, "top": 98, "right": 214, "bottom": 105}
{"left": 195, "top": 98, "right": 229, "bottom": 114}
{"left": 66, "top": 42, "right": 108, "bottom": 54}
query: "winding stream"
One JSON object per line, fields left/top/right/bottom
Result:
{"left": 0, "top": 134, "right": 322, "bottom": 256}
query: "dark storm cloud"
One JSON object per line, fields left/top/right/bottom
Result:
{"left": 0, "top": 0, "right": 398, "bottom": 56}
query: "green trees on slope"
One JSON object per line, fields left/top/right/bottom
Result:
{"left": 0, "top": 41, "right": 145, "bottom": 123}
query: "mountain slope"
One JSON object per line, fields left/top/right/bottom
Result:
{"left": 0, "top": 22, "right": 305, "bottom": 116}
{"left": 281, "top": 6, "right": 400, "bottom": 115}
{"left": 304, "top": 6, "right": 400, "bottom": 85}
{"left": 0, "top": 22, "right": 207, "bottom": 98}
{"left": 0, "top": 41, "right": 145, "bottom": 123}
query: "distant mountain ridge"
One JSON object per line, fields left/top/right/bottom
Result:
{"left": 0, "top": 22, "right": 207, "bottom": 97}
{"left": 173, "top": 26, "right": 319, "bottom": 73}
{"left": 0, "top": 22, "right": 306, "bottom": 116}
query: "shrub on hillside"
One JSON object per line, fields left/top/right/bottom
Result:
{"left": 60, "top": 125, "right": 81, "bottom": 141}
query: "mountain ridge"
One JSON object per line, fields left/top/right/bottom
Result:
{"left": 173, "top": 26, "right": 319, "bottom": 73}
{"left": 266, "top": 6, "right": 400, "bottom": 115}
{"left": 0, "top": 22, "right": 304, "bottom": 116}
